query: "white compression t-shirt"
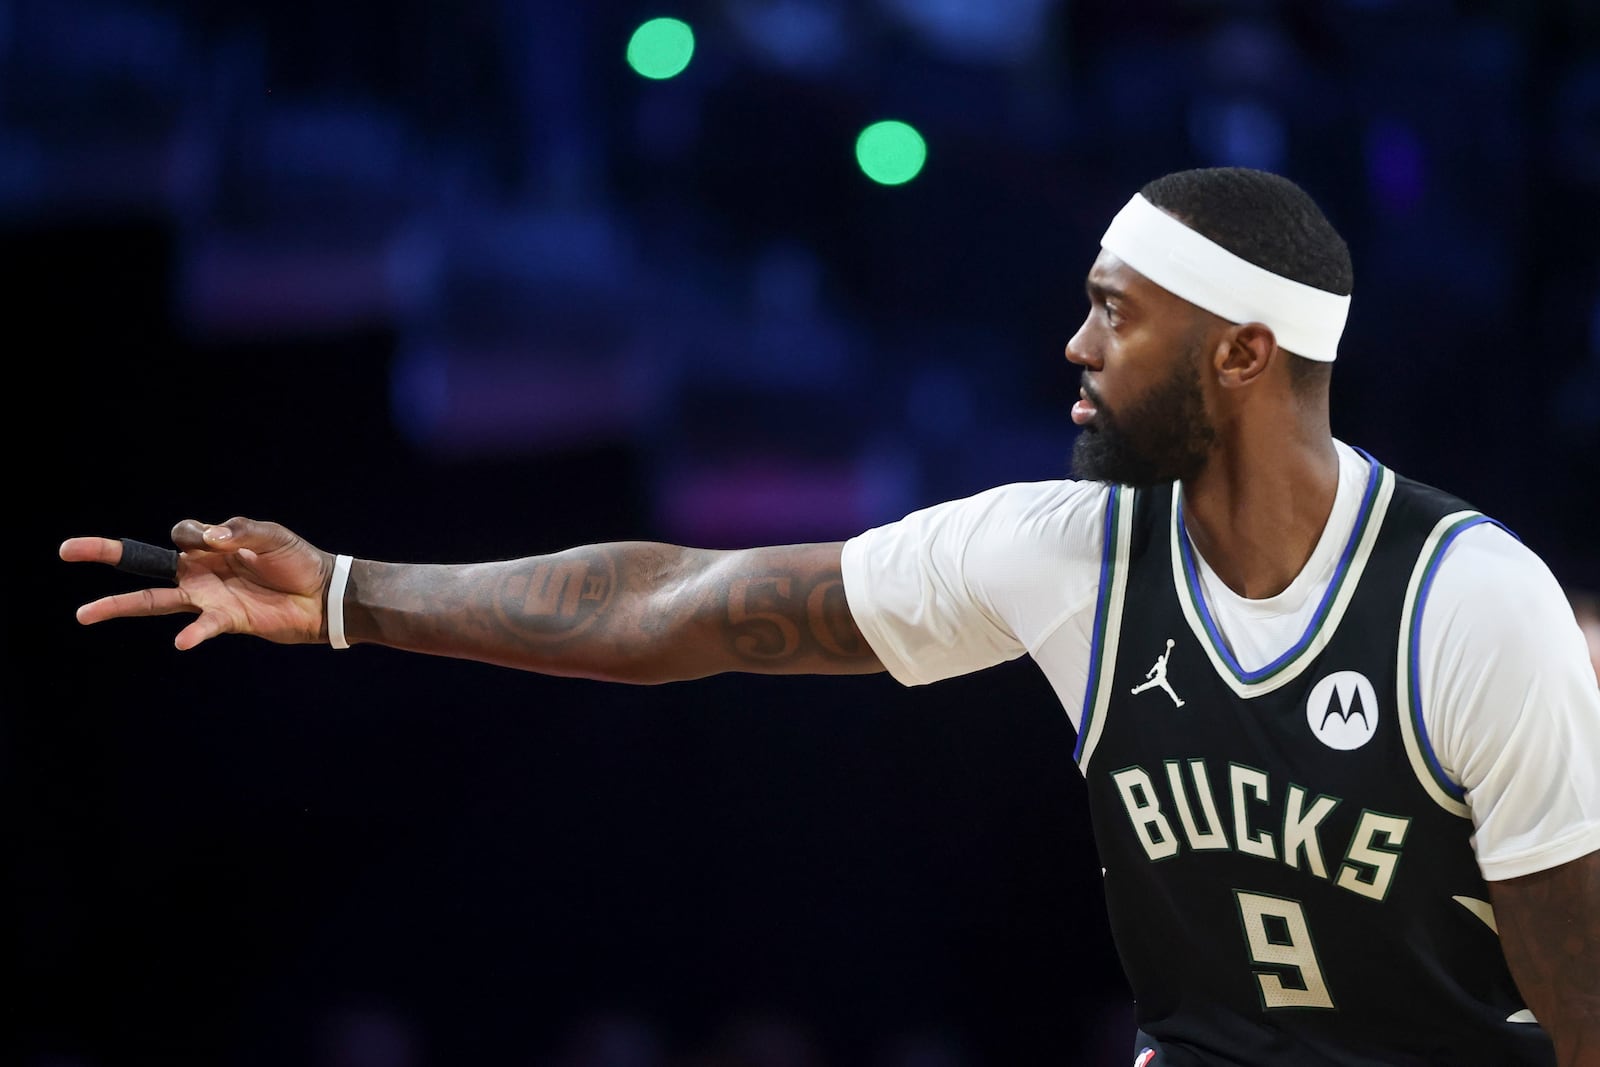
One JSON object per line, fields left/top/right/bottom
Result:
{"left": 840, "top": 440, "right": 1600, "bottom": 881}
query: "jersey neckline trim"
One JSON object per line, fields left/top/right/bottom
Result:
{"left": 1172, "top": 449, "right": 1392, "bottom": 697}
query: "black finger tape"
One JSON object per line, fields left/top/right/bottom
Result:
{"left": 117, "top": 539, "right": 179, "bottom": 581}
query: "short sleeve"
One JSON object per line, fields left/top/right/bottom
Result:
{"left": 1420, "top": 523, "right": 1600, "bottom": 881}
{"left": 840, "top": 479, "right": 1110, "bottom": 687}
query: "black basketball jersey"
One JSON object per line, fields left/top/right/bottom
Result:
{"left": 1072, "top": 451, "right": 1554, "bottom": 1066}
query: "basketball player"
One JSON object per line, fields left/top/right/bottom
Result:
{"left": 61, "top": 168, "right": 1600, "bottom": 1066}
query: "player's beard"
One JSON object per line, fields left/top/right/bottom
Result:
{"left": 1070, "top": 340, "right": 1218, "bottom": 488}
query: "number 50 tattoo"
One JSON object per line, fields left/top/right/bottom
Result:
{"left": 726, "top": 575, "right": 868, "bottom": 664}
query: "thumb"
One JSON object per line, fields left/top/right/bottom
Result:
{"left": 199, "top": 522, "right": 239, "bottom": 550}
{"left": 198, "top": 516, "right": 329, "bottom": 596}
{"left": 199, "top": 516, "right": 293, "bottom": 553}
{"left": 175, "top": 608, "right": 233, "bottom": 651}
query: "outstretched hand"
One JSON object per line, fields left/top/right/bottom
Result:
{"left": 60, "top": 517, "right": 335, "bottom": 650}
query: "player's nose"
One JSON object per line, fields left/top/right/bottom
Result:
{"left": 1065, "top": 319, "right": 1098, "bottom": 368}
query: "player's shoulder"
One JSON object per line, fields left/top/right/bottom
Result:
{"left": 1425, "top": 516, "right": 1573, "bottom": 651}
{"left": 1384, "top": 464, "right": 1493, "bottom": 531}
{"left": 990, "top": 476, "right": 1113, "bottom": 521}
{"left": 862, "top": 477, "right": 1115, "bottom": 571}
{"left": 1368, "top": 453, "right": 1571, "bottom": 635}
{"left": 1376, "top": 462, "right": 1541, "bottom": 586}
{"left": 1435, "top": 522, "right": 1553, "bottom": 596}
{"left": 897, "top": 476, "right": 1111, "bottom": 529}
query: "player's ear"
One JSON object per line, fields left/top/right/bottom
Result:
{"left": 1216, "top": 322, "right": 1275, "bottom": 389}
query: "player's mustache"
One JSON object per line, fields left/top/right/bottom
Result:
{"left": 1080, "top": 377, "right": 1106, "bottom": 410}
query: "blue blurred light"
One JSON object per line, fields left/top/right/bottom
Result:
{"left": 878, "top": 0, "right": 1052, "bottom": 66}
{"left": 1365, "top": 118, "right": 1426, "bottom": 216}
{"left": 726, "top": 0, "right": 848, "bottom": 74}
{"left": 1187, "top": 98, "right": 1285, "bottom": 172}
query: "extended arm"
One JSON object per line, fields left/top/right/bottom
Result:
{"left": 61, "top": 516, "right": 884, "bottom": 683}
{"left": 342, "top": 540, "right": 884, "bottom": 682}
{"left": 1490, "top": 850, "right": 1600, "bottom": 1066}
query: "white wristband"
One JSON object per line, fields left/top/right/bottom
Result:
{"left": 327, "top": 554, "right": 353, "bottom": 650}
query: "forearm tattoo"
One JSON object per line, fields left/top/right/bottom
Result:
{"left": 495, "top": 554, "right": 618, "bottom": 640}
{"left": 720, "top": 572, "right": 872, "bottom": 665}
{"left": 360, "top": 542, "right": 878, "bottom": 678}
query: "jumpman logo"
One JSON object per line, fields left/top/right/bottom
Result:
{"left": 1131, "top": 639, "right": 1185, "bottom": 707}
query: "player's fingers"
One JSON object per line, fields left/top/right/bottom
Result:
{"left": 174, "top": 609, "right": 233, "bottom": 651}
{"left": 191, "top": 516, "right": 298, "bottom": 555}
{"left": 173, "top": 518, "right": 254, "bottom": 553}
{"left": 171, "top": 519, "right": 213, "bottom": 552}
{"left": 59, "top": 536, "right": 128, "bottom": 565}
{"left": 75, "top": 586, "right": 195, "bottom": 625}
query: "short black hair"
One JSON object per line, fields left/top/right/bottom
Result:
{"left": 1140, "top": 167, "right": 1353, "bottom": 297}
{"left": 1140, "top": 167, "right": 1350, "bottom": 379}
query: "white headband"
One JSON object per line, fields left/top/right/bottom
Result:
{"left": 1099, "top": 194, "right": 1350, "bottom": 362}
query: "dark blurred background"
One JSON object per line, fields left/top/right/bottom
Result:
{"left": 10, "top": 0, "right": 1599, "bottom": 1064}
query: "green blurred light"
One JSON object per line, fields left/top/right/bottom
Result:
{"left": 855, "top": 120, "right": 927, "bottom": 185}
{"left": 627, "top": 17, "right": 695, "bottom": 80}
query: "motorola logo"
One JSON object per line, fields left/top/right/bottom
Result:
{"left": 1305, "top": 671, "right": 1380, "bottom": 750}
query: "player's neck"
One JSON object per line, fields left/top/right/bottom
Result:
{"left": 1179, "top": 429, "right": 1340, "bottom": 601}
